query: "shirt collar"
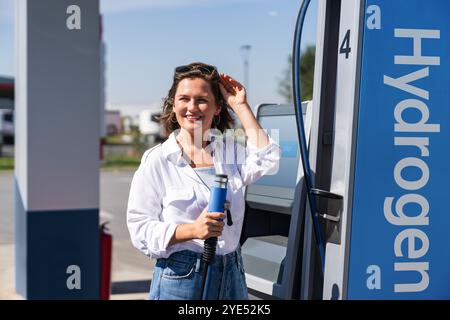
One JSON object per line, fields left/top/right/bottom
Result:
{"left": 162, "top": 131, "right": 219, "bottom": 166}
{"left": 161, "top": 130, "right": 244, "bottom": 191}
{"left": 161, "top": 132, "right": 185, "bottom": 166}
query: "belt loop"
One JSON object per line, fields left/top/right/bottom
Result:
{"left": 195, "top": 257, "right": 201, "bottom": 273}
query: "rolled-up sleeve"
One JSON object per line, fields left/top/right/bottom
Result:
{"left": 126, "top": 151, "right": 177, "bottom": 259}
{"left": 237, "top": 136, "right": 281, "bottom": 187}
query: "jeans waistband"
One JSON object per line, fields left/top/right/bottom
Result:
{"left": 158, "top": 247, "right": 242, "bottom": 269}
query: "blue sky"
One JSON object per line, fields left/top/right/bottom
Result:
{"left": 0, "top": 0, "right": 317, "bottom": 112}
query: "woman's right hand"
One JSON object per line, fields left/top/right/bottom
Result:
{"left": 192, "top": 206, "right": 225, "bottom": 240}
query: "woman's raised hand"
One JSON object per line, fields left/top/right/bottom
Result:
{"left": 219, "top": 73, "right": 248, "bottom": 113}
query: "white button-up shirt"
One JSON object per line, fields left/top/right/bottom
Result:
{"left": 127, "top": 131, "right": 280, "bottom": 259}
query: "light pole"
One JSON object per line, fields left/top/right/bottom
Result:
{"left": 240, "top": 45, "right": 251, "bottom": 98}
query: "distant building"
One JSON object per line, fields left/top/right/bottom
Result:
{"left": 0, "top": 76, "right": 14, "bottom": 146}
{"left": 107, "top": 104, "right": 155, "bottom": 127}
{"left": 105, "top": 110, "right": 122, "bottom": 136}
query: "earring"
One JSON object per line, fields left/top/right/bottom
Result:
{"left": 170, "top": 112, "right": 178, "bottom": 124}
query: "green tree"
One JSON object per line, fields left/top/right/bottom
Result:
{"left": 278, "top": 55, "right": 293, "bottom": 103}
{"left": 278, "top": 45, "right": 316, "bottom": 102}
{"left": 130, "top": 125, "right": 147, "bottom": 157}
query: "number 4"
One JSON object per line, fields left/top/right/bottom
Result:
{"left": 340, "top": 30, "right": 351, "bottom": 59}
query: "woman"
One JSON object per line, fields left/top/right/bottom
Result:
{"left": 127, "top": 62, "right": 280, "bottom": 300}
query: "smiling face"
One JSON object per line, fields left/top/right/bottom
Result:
{"left": 173, "top": 77, "right": 221, "bottom": 137}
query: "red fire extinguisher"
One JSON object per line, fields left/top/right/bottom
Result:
{"left": 100, "top": 222, "right": 112, "bottom": 300}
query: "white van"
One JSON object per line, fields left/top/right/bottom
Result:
{"left": 139, "top": 109, "right": 164, "bottom": 145}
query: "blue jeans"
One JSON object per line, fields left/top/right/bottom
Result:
{"left": 149, "top": 248, "right": 248, "bottom": 300}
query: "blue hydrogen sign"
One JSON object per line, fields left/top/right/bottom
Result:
{"left": 348, "top": 0, "right": 450, "bottom": 299}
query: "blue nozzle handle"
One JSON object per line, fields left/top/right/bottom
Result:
{"left": 208, "top": 187, "right": 227, "bottom": 215}
{"left": 208, "top": 174, "right": 228, "bottom": 217}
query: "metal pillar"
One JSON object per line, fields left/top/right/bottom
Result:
{"left": 15, "top": 0, "right": 100, "bottom": 299}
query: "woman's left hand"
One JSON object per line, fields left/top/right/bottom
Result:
{"left": 219, "top": 73, "right": 248, "bottom": 113}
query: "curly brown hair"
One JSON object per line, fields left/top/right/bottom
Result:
{"left": 159, "top": 62, "right": 234, "bottom": 136}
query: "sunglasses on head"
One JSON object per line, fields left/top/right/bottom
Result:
{"left": 174, "top": 64, "right": 218, "bottom": 76}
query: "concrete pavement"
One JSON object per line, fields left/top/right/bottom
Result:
{"left": 0, "top": 169, "right": 153, "bottom": 300}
